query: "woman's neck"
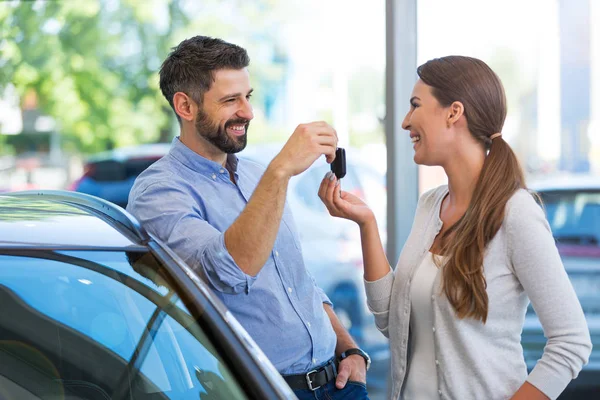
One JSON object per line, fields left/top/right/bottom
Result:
{"left": 443, "top": 149, "right": 485, "bottom": 209}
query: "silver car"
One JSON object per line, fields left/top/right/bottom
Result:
{"left": 0, "top": 190, "right": 296, "bottom": 400}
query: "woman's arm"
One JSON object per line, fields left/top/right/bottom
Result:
{"left": 318, "top": 172, "right": 392, "bottom": 281}
{"left": 506, "top": 190, "right": 592, "bottom": 399}
{"left": 318, "top": 173, "right": 394, "bottom": 336}
{"left": 358, "top": 216, "right": 392, "bottom": 282}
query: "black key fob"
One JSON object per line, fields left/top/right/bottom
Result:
{"left": 331, "top": 147, "right": 346, "bottom": 179}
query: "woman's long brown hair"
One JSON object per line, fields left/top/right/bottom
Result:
{"left": 418, "top": 56, "right": 526, "bottom": 323}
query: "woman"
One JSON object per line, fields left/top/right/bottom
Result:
{"left": 318, "top": 56, "right": 591, "bottom": 400}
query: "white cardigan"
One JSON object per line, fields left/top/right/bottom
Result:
{"left": 365, "top": 186, "right": 592, "bottom": 400}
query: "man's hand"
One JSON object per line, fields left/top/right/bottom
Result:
{"left": 336, "top": 354, "right": 367, "bottom": 389}
{"left": 270, "top": 121, "right": 338, "bottom": 178}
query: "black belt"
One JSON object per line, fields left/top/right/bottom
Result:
{"left": 283, "top": 357, "right": 338, "bottom": 391}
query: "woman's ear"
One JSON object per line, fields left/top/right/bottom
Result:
{"left": 447, "top": 101, "right": 465, "bottom": 127}
{"left": 173, "top": 92, "right": 199, "bottom": 122}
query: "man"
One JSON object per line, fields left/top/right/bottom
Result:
{"left": 127, "top": 36, "right": 370, "bottom": 399}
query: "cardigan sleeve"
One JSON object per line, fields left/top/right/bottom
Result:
{"left": 506, "top": 189, "right": 592, "bottom": 399}
{"left": 363, "top": 185, "right": 443, "bottom": 338}
{"left": 364, "top": 270, "right": 394, "bottom": 337}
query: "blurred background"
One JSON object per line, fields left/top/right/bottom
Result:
{"left": 0, "top": 0, "right": 598, "bottom": 398}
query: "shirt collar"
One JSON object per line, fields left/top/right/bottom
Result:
{"left": 169, "top": 136, "right": 239, "bottom": 176}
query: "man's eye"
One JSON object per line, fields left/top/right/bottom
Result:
{"left": 226, "top": 98, "right": 236, "bottom": 103}
{"left": 246, "top": 94, "right": 252, "bottom": 100}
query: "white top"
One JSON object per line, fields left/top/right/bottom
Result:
{"left": 403, "top": 252, "right": 441, "bottom": 400}
{"left": 364, "top": 187, "right": 592, "bottom": 400}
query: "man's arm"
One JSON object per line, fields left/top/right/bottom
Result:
{"left": 323, "top": 304, "right": 367, "bottom": 388}
{"left": 224, "top": 167, "right": 289, "bottom": 276}
{"left": 224, "top": 122, "right": 337, "bottom": 276}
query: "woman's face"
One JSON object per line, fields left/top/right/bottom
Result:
{"left": 401, "top": 79, "right": 457, "bottom": 166}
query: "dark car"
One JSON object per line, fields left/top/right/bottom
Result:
{"left": 0, "top": 190, "right": 296, "bottom": 400}
{"left": 522, "top": 176, "right": 600, "bottom": 399}
{"left": 70, "top": 143, "right": 171, "bottom": 208}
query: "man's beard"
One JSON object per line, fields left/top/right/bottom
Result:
{"left": 195, "top": 109, "right": 249, "bottom": 154}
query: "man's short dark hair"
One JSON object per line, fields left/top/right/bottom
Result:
{"left": 159, "top": 36, "right": 250, "bottom": 122}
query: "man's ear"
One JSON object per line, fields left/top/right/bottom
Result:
{"left": 447, "top": 101, "right": 465, "bottom": 127}
{"left": 173, "top": 92, "right": 198, "bottom": 122}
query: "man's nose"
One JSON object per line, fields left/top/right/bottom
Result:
{"left": 238, "top": 99, "right": 254, "bottom": 120}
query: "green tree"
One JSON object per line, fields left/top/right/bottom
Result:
{"left": 0, "top": 0, "right": 290, "bottom": 153}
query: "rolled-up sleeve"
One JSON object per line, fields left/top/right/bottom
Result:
{"left": 507, "top": 191, "right": 592, "bottom": 399}
{"left": 128, "top": 181, "right": 258, "bottom": 294}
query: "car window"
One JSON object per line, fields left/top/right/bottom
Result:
{"left": 0, "top": 250, "right": 247, "bottom": 400}
{"left": 539, "top": 190, "right": 600, "bottom": 245}
{"left": 88, "top": 160, "right": 126, "bottom": 182}
{"left": 125, "top": 158, "right": 161, "bottom": 179}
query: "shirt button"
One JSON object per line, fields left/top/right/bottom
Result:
{"left": 431, "top": 295, "right": 435, "bottom": 300}
{"left": 275, "top": 250, "right": 279, "bottom": 257}
{"left": 432, "top": 327, "right": 436, "bottom": 333}
{"left": 435, "top": 360, "right": 439, "bottom": 365}
{"left": 307, "top": 322, "right": 311, "bottom": 328}
{"left": 220, "top": 169, "right": 225, "bottom": 173}
{"left": 312, "top": 358, "right": 317, "bottom": 365}
{"left": 211, "top": 173, "right": 216, "bottom": 180}
{"left": 288, "top": 287, "right": 293, "bottom": 293}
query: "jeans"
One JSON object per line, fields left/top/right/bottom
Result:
{"left": 294, "top": 380, "right": 370, "bottom": 400}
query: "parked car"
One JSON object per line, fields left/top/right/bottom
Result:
{"left": 523, "top": 176, "right": 600, "bottom": 399}
{"left": 239, "top": 145, "right": 390, "bottom": 392}
{"left": 70, "top": 143, "right": 171, "bottom": 208}
{"left": 0, "top": 190, "right": 295, "bottom": 400}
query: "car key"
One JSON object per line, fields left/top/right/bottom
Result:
{"left": 330, "top": 147, "right": 346, "bottom": 179}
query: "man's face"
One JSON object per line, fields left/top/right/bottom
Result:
{"left": 195, "top": 68, "right": 254, "bottom": 154}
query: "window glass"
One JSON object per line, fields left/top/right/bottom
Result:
{"left": 539, "top": 190, "right": 600, "bottom": 244}
{"left": 0, "top": 250, "right": 247, "bottom": 400}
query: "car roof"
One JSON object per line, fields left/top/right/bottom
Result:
{"left": 87, "top": 143, "right": 171, "bottom": 163}
{"left": 530, "top": 174, "right": 600, "bottom": 192}
{"left": 0, "top": 191, "right": 148, "bottom": 250}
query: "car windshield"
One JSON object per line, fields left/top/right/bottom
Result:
{"left": 0, "top": 250, "right": 247, "bottom": 400}
{"left": 538, "top": 189, "right": 600, "bottom": 246}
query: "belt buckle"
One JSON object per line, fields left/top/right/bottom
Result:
{"left": 305, "top": 368, "right": 321, "bottom": 391}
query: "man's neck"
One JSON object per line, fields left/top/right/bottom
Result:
{"left": 180, "top": 130, "right": 227, "bottom": 167}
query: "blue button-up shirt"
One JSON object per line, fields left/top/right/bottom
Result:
{"left": 127, "top": 137, "right": 337, "bottom": 374}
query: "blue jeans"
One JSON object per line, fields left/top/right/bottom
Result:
{"left": 293, "top": 380, "right": 369, "bottom": 400}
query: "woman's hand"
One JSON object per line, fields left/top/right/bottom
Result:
{"left": 318, "top": 171, "right": 375, "bottom": 226}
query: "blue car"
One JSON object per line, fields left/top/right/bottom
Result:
{"left": 70, "top": 144, "right": 171, "bottom": 208}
